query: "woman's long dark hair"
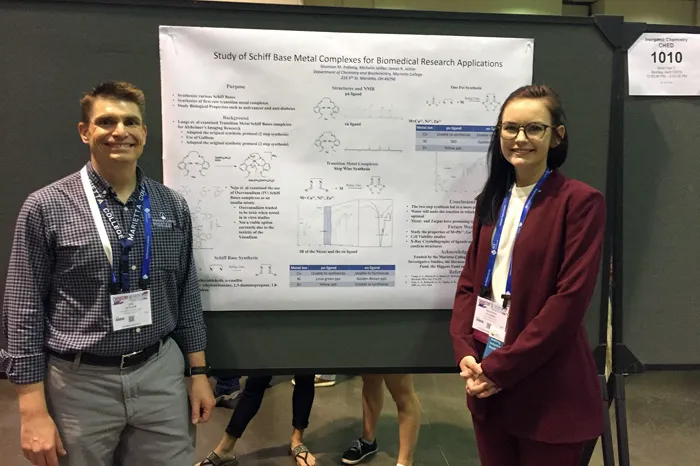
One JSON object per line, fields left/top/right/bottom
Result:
{"left": 476, "top": 84, "right": 568, "bottom": 225}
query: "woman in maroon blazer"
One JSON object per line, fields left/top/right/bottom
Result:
{"left": 450, "top": 84, "right": 605, "bottom": 465}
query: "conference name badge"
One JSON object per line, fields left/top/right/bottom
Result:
{"left": 110, "top": 290, "right": 153, "bottom": 331}
{"left": 472, "top": 296, "right": 508, "bottom": 356}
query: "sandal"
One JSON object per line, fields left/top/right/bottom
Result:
{"left": 289, "top": 443, "right": 316, "bottom": 466}
{"left": 198, "top": 451, "right": 239, "bottom": 466}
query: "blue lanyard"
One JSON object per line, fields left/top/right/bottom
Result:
{"left": 92, "top": 184, "right": 152, "bottom": 293}
{"left": 482, "top": 169, "right": 551, "bottom": 306}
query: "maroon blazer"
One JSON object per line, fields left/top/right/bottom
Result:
{"left": 450, "top": 169, "right": 605, "bottom": 444}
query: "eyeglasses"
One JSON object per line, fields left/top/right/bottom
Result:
{"left": 498, "top": 122, "right": 552, "bottom": 140}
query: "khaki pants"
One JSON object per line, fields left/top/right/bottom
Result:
{"left": 46, "top": 337, "right": 195, "bottom": 466}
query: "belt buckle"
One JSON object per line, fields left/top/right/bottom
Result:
{"left": 120, "top": 350, "right": 142, "bottom": 369}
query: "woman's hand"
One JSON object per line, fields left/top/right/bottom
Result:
{"left": 459, "top": 357, "right": 501, "bottom": 398}
{"left": 473, "top": 368, "right": 501, "bottom": 398}
{"left": 459, "top": 355, "right": 481, "bottom": 379}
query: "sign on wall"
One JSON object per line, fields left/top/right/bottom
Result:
{"left": 628, "top": 33, "right": 700, "bottom": 96}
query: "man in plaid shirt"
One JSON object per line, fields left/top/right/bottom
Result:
{"left": 1, "top": 81, "right": 215, "bottom": 466}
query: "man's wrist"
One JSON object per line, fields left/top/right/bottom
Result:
{"left": 186, "top": 350, "right": 206, "bottom": 366}
{"left": 185, "top": 350, "right": 209, "bottom": 377}
{"left": 184, "top": 365, "right": 210, "bottom": 377}
{"left": 17, "top": 382, "right": 49, "bottom": 417}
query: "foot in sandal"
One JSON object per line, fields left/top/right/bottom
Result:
{"left": 289, "top": 442, "right": 317, "bottom": 466}
{"left": 195, "top": 450, "right": 239, "bottom": 466}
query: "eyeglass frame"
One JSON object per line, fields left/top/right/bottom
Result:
{"left": 497, "top": 122, "right": 555, "bottom": 141}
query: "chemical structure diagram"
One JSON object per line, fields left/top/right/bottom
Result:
{"left": 315, "top": 132, "right": 341, "bottom": 154}
{"left": 256, "top": 264, "right": 277, "bottom": 277}
{"left": 192, "top": 206, "right": 215, "bottom": 223}
{"left": 367, "top": 176, "right": 385, "bottom": 194}
{"left": 178, "top": 151, "right": 210, "bottom": 178}
{"left": 207, "top": 263, "right": 243, "bottom": 272}
{"left": 191, "top": 206, "right": 221, "bottom": 249}
{"left": 482, "top": 93, "right": 500, "bottom": 111}
{"left": 425, "top": 93, "right": 501, "bottom": 111}
{"left": 305, "top": 178, "right": 328, "bottom": 192}
{"left": 193, "top": 230, "right": 213, "bottom": 249}
{"left": 426, "top": 97, "right": 476, "bottom": 107}
{"left": 313, "top": 97, "right": 340, "bottom": 120}
{"left": 239, "top": 152, "right": 276, "bottom": 178}
{"left": 177, "top": 186, "right": 191, "bottom": 197}
{"left": 200, "top": 186, "right": 225, "bottom": 198}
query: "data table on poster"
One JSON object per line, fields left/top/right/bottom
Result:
{"left": 289, "top": 265, "right": 396, "bottom": 287}
{"left": 415, "top": 125, "right": 495, "bottom": 152}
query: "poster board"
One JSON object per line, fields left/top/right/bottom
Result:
{"left": 0, "top": 0, "right": 614, "bottom": 372}
{"left": 159, "top": 25, "right": 534, "bottom": 311}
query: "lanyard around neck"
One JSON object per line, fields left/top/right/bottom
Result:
{"left": 80, "top": 166, "right": 152, "bottom": 293}
{"left": 481, "top": 168, "right": 551, "bottom": 306}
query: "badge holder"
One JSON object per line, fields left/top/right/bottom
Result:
{"left": 483, "top": 293, "right": 512, "bottom": 358}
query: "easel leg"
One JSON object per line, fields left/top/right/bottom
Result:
{"left": 613, "top": 372, "right": 631, "bottom": 466}
{"left": 600, "top": 374, "right": 615, "bottom": 465}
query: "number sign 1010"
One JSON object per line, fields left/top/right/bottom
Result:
{"left": 651, "top": 51, "right": 683, "bottom": 64}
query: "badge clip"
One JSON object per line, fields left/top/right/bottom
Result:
{"left": 501, "top": 293, "right": 511, "bottom": 309}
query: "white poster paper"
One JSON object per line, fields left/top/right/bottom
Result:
{"left": 158, "top": 25, "right": 534, "bottom": 311}
{"left": 628, "top": 33, "right": 700, "bottom": 96}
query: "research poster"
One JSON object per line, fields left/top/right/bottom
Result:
{"left": 628, "top": 33, "right": 700, "bottom": 96}
{"left": 159, "top": 25, "right": 534, "bottom": 311}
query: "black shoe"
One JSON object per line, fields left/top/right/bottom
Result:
{"left": 341, "top": 438, "right": 378, "bottom": 465}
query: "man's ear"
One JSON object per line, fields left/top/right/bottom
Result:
{"left": 78, "top": 121, "right": 90, "bottom": 144}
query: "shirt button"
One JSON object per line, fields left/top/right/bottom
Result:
{"left": 135, "top": 328, "right": 141, "bottom": 333}
{"left": 131, "top": 265, "right": 137, "bottom": 270}
{"left": 124, "top": 207, "right": 129, "bottom": 212}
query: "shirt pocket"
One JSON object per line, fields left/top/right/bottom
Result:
{"left": 54, "top": 224, "right": 108, "bottom": 284}
{"left": 151, "top": 225, "right": 184, "bottom": 272}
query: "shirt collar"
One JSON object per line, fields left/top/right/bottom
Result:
{"left": 85, "top": 161, "right": 146, "bottom": 200}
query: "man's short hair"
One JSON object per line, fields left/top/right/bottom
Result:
{"left": 80, "top": 80, "right": 146, "bottom": 123}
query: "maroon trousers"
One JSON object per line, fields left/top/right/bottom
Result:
{"left": 472, "top": 415, "right": 585, "bottom": 466}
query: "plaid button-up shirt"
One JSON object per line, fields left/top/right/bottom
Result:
{"left": 1, "top": 161, "right": 207, "bottom": 384}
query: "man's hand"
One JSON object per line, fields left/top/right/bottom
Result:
{"left": 188, "top": 375, "right": 215, "bottom": 424}
{"left": 17, "top": 382, "right": 66, "bottom": 466}
{"left": 186, "top": 351, "right": 215, "bottom": 424}
{"left": 21, "top": 411, "right": 66, "bottom": 466}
